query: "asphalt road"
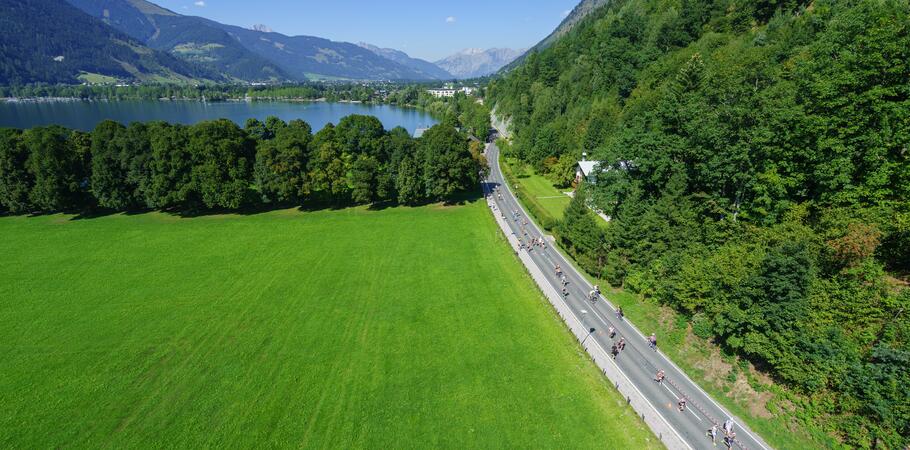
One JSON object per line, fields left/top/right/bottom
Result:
{"left": 482, "top": 142, "right": 773, "bottom": 450}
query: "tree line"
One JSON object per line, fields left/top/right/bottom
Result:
{"left": 0, "top": 115, "right": 485, "bottom": 214}
{"left": 490, "top": 0, "right": 909, "bottom": 447}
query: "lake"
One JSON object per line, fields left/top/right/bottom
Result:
{"left": 0, "top": 100, "right": 437, "bottom": 134}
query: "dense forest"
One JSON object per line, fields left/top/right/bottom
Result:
{"left": 0, "top": 115, "right": 485, "bottom": 214}
{"left": 490, "top": 0, "right": 909, "bottom": 447}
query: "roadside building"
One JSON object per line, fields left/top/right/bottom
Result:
{"left": 575, "top": 153, "right": 603, "bottom": 186}
{"left": 575, "top": 153, "right": 631, "bottom": 187}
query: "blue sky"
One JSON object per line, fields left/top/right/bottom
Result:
{"left": 153, "top": 0, "right": 580, "bottom": 61}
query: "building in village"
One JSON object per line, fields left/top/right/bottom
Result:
{"left": 427, "top": 86, "right": 476, "bottom": 98}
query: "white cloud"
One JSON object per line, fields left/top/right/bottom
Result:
{"left": 445, "top": 16, "right": 456, "bottom": 23}
{"left": 194, "top": 0, "right": 205, "bottom": 6}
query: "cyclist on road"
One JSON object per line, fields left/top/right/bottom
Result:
{"left": 723, "top": 418, "right": 734, "bottom": 436}
{"left": 648, "top": 333, "right": 658, "bottom": 351}
{"left": 724, "top": 431, "right": 737, "bottom": 449}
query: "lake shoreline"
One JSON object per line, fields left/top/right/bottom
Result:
{"left": 1, "top": 97, "right": 410, "bottom": 106}
{"left": 0, "top": 100, "right": 438, "bottom": 133}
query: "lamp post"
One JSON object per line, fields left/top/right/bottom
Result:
{"left": 582, "top": 327, "right": 596, "bottom": 346}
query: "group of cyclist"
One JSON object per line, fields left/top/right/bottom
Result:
{"left": 491, "top": 181, "right": 746, "bottom": 450}
{"left": 707, "top": 419, "right": 738, "bottom": 448}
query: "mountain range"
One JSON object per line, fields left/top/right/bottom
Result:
{"left": 65, "top": 0, "right": 443, "bottom": 81}
{"left": 357, "top": 43, "right": 453, "bottom": 80}
{"left": 434, "top": 48, "right": 525, "bottom": 79}
{"left": 0, "top": 0, "right": 529, "bottom": 84}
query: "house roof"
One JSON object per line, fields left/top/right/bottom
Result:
{"left": 577, "top": 160, "right": 602, "bottom": 177}
{"left": 414, "top": 127, "right": 430, "bottom": 138}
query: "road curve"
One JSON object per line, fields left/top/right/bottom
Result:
{"left": 482, "top": 141, "right": 773, "bottom": 450}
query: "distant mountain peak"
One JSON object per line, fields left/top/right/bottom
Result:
{"left": 459, "top": 48, "right": 485, "bottom": 55}
{"left": 251, "top": 24, "right": 273, "bottom": 33}
{"left": 435, "top": 48, "right": 524, "bottom": 79}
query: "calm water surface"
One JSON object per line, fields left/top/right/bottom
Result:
{"left": 0, "top": 100, "right": 437, "bottom": 133}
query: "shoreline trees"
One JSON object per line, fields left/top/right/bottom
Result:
{"left": 0, "top": 115, "right": 483, "bottom": 214}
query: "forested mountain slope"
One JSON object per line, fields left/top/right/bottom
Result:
{"left": 209, "top": 24, "right": 434, "bottom": 81}
{"left": 67, "top": 0, "right": 291, "bottom": 82}
{"left": 0, "top": 0, "right": 211, "bottom": 84}
{"left": 489, "top": 0, "right": 909, "bottom": 447}
{"left": 502, "top": 0, "right": 610, "bottom": 72}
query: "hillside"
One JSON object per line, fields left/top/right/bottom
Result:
{"left": 209, "top": 24, "right": 435, "bottom": 81}
{"left": 67, "top": 0, "right": 291, "bottom": 82}
{"left": 490, "top": 0, "right": 910, "bottom": 447}
{"left": 67, "top": 0, "right": 444, "bottom": 81}
{"left": 0, "top": 0, "right": 212, "bottom": 85}
{"left": 435, "top": 48, "right": 524, "bottom": 79}
{"left": 502, "top": 0, "right": 610, "bottom": 72}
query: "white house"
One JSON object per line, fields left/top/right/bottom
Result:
{"left": 413, "top": 127, "right": 430, "bottom": 138}
{"left": 575, "top": 153, "right": 603, "bottom": 186}
{"left": 428, "top": 88, "right": 456, "bottom": 98}
{"left": 427, "top": 87, "right": 476, "bottom": 98}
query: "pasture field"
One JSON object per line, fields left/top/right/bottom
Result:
{"left": 0, "top": 201, "right": 658, "bottom": 448}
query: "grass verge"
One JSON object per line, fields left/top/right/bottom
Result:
{"left": 500, "top": 158, "right": 570, "bottom": 229}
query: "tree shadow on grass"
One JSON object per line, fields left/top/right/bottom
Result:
{"left": 26, "top": 187, "right": 487, "bottom": 222}
{"left": 69, "top": 207, "right": 153, "bottom": 221}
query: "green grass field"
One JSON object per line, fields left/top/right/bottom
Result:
{"left": 502, "top": 158, "right": 572, "bottom": 221}
{"left": 77, "top": 72, "right": 119, "bottom": 85}
{"left": 0, "top": 201, "right": 658, "bottom": 448}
